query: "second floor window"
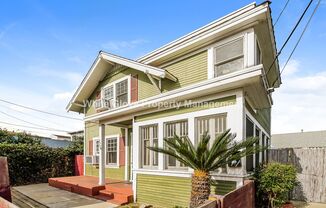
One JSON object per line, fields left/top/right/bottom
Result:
{"left": 214, "top": 38, "right": 244, "bottom": 77}
{"left": 103, "top": 86, "right": 114, "bottom": 107}
{"left": 99, "top": 77, "right": 130, "bottom": 110}
{"left": 116, "top": 79, "right": 128, "bottom": 107}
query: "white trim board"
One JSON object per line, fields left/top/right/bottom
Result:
{"left": 85, "top": 65, "right": 263, "bottom": 122}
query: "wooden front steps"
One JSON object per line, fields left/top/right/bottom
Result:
{"left": 48, "top": 176, "right": 133, "bottom": 205}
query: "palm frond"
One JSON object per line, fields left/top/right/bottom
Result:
{"left": 147, "top": 129, "right": 265, "bottom": 172}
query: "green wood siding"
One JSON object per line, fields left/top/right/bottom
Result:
{"left": 85, "top": 164, "right": 125, "bottom": 180}
{"left": 135, "top": 95, "right": 236, "bottom": 122}
{"left": 84, "top": 124, "right": 126, "bottom": 180}
{"left": 137, "top": 174, "right": 191, "bottom": 207}
{"left": 85, "top": 51, "right": 208, "bottom": 117}
{"left": 85, "top": 124, "right": 123, "bottom": 154}
{"left": 211, "top": 180, "right": 237, "bottom": 195}
{"left": 85, "top": 67, "right": 159, "bottom": 116}
{"left": 136, "top": 174, "right": 236, "bottom": 207}
{"left": 161, "top": 51, "right": 208, "bottom": 92}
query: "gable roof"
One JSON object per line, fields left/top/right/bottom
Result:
{"left": 67, "top": 1, "right": 280, "bottom": 113}
{"left": 66, "top": 51, "right": 177, "bottom": 112}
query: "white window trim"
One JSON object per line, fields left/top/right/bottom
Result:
{"left": 245, "top": 108, "right": 270, "bottom": 169}
{"left": 194, "top": 113, "right": 227, "bottom": 147}
{"left": 101, "top": 76, "right": 131, "bottom": 109}
{"left": 140, "top": 124, "right": 159, "bottom": 169}
{"left": 133, "top": 90, "right": 244, "bottom": 174}
{"left": 163, "top": 119, "right": 189, "bottom": 171}
{"left": 207, "top": 28, "right": 254, "bottom": 79}
{"left": 92, "top": 137, "right": 100, "bottom": 156}
{"left": 254, "top": 34, "right": 262, "bottom": 65}
{"left": 105, "top": 134, "right": 120, "bottom": 168}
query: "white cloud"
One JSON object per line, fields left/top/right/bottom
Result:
{"left": 102, "top": 39, "right": 148, "bottom": 52}
{"left": 0, "top": 84, "right": 83, "bottom": 135}
{"left": 281, "top": 59, "right": 300, "bottom": 76}
{"left": 272, "top": 59, "right": 326, "bottom": 134}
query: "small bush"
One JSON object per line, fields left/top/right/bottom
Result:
{"left": 0, "top": 143, "right": 80, "bottom": 186}
{"left": 253, "top": 163, "right": 297, "bottom": 208}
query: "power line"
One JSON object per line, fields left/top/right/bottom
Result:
{"left": 274, "top": 0, "right": 291, "bottom": 26}
{"left": 272, "top": 0, "right": 321, "bottom": 87}
{"left": 0, "top": 98, "right": 83, "bottom": 121}
{"left": 0, "top": 110, "right": 70, "bottom": 133}
{"left": 0, "top": 103, "right": 63, "bottom": 127}
{"left": 0, "top": 121, "right": 70, "bottom": 133}
{"left": 266, "top": 0, "right": 314, "bottom": 76}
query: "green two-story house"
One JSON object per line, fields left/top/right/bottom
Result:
{"left": 66, "top": 2, "right": 280, "bottom": 207}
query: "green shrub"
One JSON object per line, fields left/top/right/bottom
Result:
{"left": 253, "top": 163, "right": 297, "bottom": 208}
{"left": 0, "top": 143, "right": 80, "bottom": 186}
{"left": 0, "top": 128, "right": 41, "bottom": 145}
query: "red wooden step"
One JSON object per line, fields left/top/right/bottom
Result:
{"left": 98, "top": 190, "right": 114, "bottom": 198}
{"left": 105, "top": 183, "right": 133, "bottom": 195}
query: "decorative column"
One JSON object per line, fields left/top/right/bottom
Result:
{"left": 99, "top": 123, "right": 106, "bottom": 185}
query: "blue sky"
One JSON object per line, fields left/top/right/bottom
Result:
{"left": 0, "top": 0, "right": 325, "bottom": 135}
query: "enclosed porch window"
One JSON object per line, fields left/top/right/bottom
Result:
{"left": 140, "top": 125, "right": 158, "bottom": 168}
{"left": 164, "top": 120, "right": 188, "bottom": 169}
{"left": 195, "top": 114, "right": 227, "bottom": 146}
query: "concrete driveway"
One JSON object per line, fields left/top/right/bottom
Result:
{"left": 292, "top": 201, "right": 326, "bottom": 208}
{"left": 12, "top": 183, "right": 117, "bottom": 208}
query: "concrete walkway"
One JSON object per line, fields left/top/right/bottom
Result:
{"left": 292, "top": 201, "right": 326, "bottom": 208}
{"left": 12, "top": 183, "right": 117, "bottom": 208}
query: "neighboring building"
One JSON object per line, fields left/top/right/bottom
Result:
{"left": 67, "top": 2, "right": 280, "bottom": 207}
{"left": 272, "top": 130, "right": 326, "bottom": 149}
{"left": 40, "top": 137, "right": 71, "bottom": 148}
{"left": 68, "top": 130, "right": 84, "bottom": 140}
{"left": 39, "top": 133, "right": 72, "bottom": 148}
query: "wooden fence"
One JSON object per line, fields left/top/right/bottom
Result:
{"left": 269, "top": 148, "right": 326, "bottom": 203}
{"left": 0, "top": 157, "right": 11, "bottom": 203}
{"left": 199, "top": 180, "right": 255, "bottom": 208}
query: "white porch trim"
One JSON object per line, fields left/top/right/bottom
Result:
{"left": 98, "top": 124, "right": 105, "bottom": 185}
{"left": 85, "top": 65, "right": 264, "bottom": 122}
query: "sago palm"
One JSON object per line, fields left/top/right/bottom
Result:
{"left": 148, "top": 129, "right": 260, "bottom": 208}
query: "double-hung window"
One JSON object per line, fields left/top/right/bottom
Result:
{"left": 103, "top": 86, "right": 114, "bottom": 108}
{"left": 196, "top": 114, "right": 227, "bottom": 147}
{"left": 106, "top": 137, "right": 118, "bottom": 166}
{"left": 93, "top": 139, "right": 100, "bottom": 156}
{"left": 115, "top": 79, "right": 128, "bottom": 107}
{"left": 101, "top": 77, "right": 130, "bottom": 109}
{"left": 140, "top": 125, "right": 158, "bottom": 168}
{"left": 214, "top": 38, "right": 244, "bottom": 77}
{"left": 164, "top": 120, "right": 188, "bottom": 169}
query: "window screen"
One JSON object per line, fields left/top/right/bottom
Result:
{"left": 214, "top": 38, "right": 244, "bottom": 77}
